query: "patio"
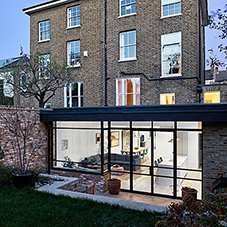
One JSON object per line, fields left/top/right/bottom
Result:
{"left": 36, "top": 174, "right": 179, "bottom": 213}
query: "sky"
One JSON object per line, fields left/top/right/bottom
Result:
{"left": 0, "top": 0, "right": 226, "bottom": 69}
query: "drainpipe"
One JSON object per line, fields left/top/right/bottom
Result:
{"left": 198, "top": 0, "right": 202, "bottom": 83}
{"left": 104, "top": 0, "right": 108, "bottom": 106}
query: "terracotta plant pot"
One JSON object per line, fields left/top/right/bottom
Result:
{"left": 108, "top": 179, "right": 121, "bottom": 194}
{"left": 182, "top": 188, "right": 198, "bottom": 201}
{"left": 12, "top": 171, "right": 36, "bottom": 188}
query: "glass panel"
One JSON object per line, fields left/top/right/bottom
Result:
{"left": 135, "top": 78, "right": 140, "bottom": 92}
{"left": 129, "top": 31, "right": 136, "bottom": 44}
{"left": 119, "top": 173, "right": 130, "bottom": 190}
{"left": 154, "top": 176, "right": 173, "bottom": 196}
{"left": 117, "top": 79, "right": 122, "bottom": 94}
{"left": 117, "top": 94, "right": 123, "bottom": 106}
{"left": 81, "top": 97, "right": 83, "bottom": 107}
{"left": 80, "top": 82, "right": 83, "bottom": 96}
{"left": 55, "top": 128, "right": 101, "bottom": 173}
{"left": 126, "top": 94, "right": 133, "bottom": 105}
{"left": 103, "top": 121, "right": 108, "bottom": 128}
{"left": 153, "top": 121, "right": 174, "bottom": 129}
{"left": 128, "top": 45, "right": 135, "bottom": 58}
{"left": 132, "top": 121, "right": 151, "bottom": 128}
{"left": 163, "top": 44, "right": 181, "bottom": 75}
{"left": 160, "top": 93, "right": 174, "bottom": 105}
{"left": 154, "top": 131, "right": 174, "bottom": 168}
{"left": 177, "top": 169, "right": 202, "bottom": 180}
{"left": 204, "top": 91, "right": 220, "bottom": 103}
{"left": 177, "top": 121, "right": 202, "bottom": 129}
{"left": 133, "top": 174, "right": 151, "bottom": 193}
{"left": 72, "top": 97, "right": 78, "bottom": 107}
{"left": 111, "top": 121, "right": 130, "bottom": 128}
{"left": 56, "top": 121, "right": 101, "bottom": 128}
{"left": 177, "top": 131, "right": 202, "bottom": 170}
{"left": 72, "top": 82, "right": 78, "bottom": 96}
{"left": 135, "top": 93, "right": 140, "bottom": 105}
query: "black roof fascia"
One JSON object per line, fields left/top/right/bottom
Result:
{"left": 40, "top": 103, "right": 227, "bottom": 122}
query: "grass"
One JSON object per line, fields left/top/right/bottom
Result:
{"left": 0, "top": 186, "right": 162, "bottom": 227}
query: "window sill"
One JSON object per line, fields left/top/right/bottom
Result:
{"left": 66, "top": 25, "right": 81, "bottom": 30}
{"left": 161, "top": 73, "right": 182, "bottom": 78}
{"left": 67, "top": 65, "right": 81, "bottom": 68}
{"left": 118, "top": 58, "right": 137, "bottom": 63}
{"left": 118, "top": 13, "right": 137, "bottom": 19}
{"left": 38, "top": 39, "right": 50, "bottom": 43}
{"left": 160, "top": 13, "right": 182, "bottom": 19}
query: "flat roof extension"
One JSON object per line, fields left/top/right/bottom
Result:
{"left": 40, "top": 103, "right": 227, "bottom": 122}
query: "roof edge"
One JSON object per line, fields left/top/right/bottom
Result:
{"left": 23, "top": 0, "right": 77, "bottom": 15}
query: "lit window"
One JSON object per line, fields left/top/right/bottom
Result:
{"left": 162, "top": 0, "right": 181, "bottom": 17}
{"left": 204, "top": 91, "right": 220, "bottom": 103}
{"left": 116, "top": 78, "right": 140, "bottom": 106}
{"left": 161, "top": 32, "right": 181, "bottom": 77}
{"left": 120, "top": 30, "right": 136, "bottom": 61}
{"left": 64, "top": 82, "right": 83, "bottom": 107}
{"left": 68, "top": 6, "right": 80, "bottom": 28}
{"left": 39, "top": 54, "right": 50, "bottom": 79}
{"left": 67, "top": 41, "right": 80, "bottom": 67}
{"left": 39, "top": 21, "right": 50, "bottom": 41}
{"left": 120, "top": 0, "right": 136, "bottom": 16}
{"left": 160, "top": 93, "right": 175, "bottom": 104}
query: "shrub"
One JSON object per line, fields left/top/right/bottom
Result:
{"left": 155, "top": 193, "right": 225, "bottom": 227}
{"left": 0, "top": 164, "right": 13, "bottom": 186}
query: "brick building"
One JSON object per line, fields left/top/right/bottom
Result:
{"left": 22, "top": 0, "right": 208, "bottom": 108}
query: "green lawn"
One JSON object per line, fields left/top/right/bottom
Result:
{"left": 0, "top": 186, "right": 162, "bottom": 227}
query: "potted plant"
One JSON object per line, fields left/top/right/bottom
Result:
{"left": 0, "top": 107, "right": 42, "bottom": 188}
{"left": 108, "top": 178, "right": 121, "bottom": 194}
{"left": 90, "top": 158, "right": 97, "bottom": 165}
{"left": 63, "top": 156, "right": 76, "bottom": 168}
{"left": 181, "top": 186, "right": 198, "bottom": 200}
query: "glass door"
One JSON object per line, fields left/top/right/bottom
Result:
{"left": 153, "top": 131, "right": 174, "bottom": 196}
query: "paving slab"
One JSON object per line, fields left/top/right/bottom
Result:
{"left": 36, "top": 174, "right": 173, "bottom": 213}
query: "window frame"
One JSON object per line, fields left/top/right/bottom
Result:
{"left": 39, "top": 20, "right": 50, "bottom": 42}
{"left": 161, "top": 0, "right": 181, "bottom": 18}
{"left": 67, "top": 5, "right": 80, "bottom": 28}
{"left": 67, "top": 40, "right": 81, "bottom": 67}
{"left": 116, "top": 77, "right": 140, "bottom": 106}
{"left": 161, "top": 32, "right": 181, "bottom": 77}
{"left": 204, "top": 91, "right": 220, "bottom": 103}
{"left": 160, "top": 93, "right": 175, "bottom": 105}
{"left": 64, "top": 81, "right": 83, "bottom": 107}
{"left": 119, "top": 0, "right": 136, "bottom": 17}
{"left": 119, "top": 30, "right": 137, "bottom": 62}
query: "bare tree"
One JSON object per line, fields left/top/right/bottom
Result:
{"left": 0, "top": 107, "right": 43, "bottom": 173}
{"left": 2, "top": 52, "right": 76, "bottom": 108}
{"left": 208, "top": 4, "right": 227, "bottom": 69}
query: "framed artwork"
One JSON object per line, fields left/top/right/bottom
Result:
{"left": 111, "top": 131, "right": 119, "bottom": 147}
{"left": 96, "top": 133, "right": 101, "bottom": 144}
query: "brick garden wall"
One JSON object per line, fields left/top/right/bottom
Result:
{"left": 51, "top": 169, "right": 111, "bottom": 193}
{"left": 0, "top": 107, "right": 48, "bottom": 172}
{"left": 203, "top": 122, "right": 227, "bottom": 194}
